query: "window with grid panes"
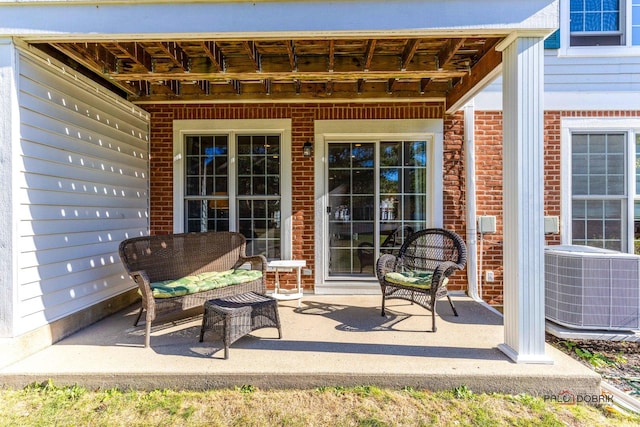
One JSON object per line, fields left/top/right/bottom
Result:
{"left": 183, "top": 133, "right": 281, "bottom": 259}
{"left": 570, "top": 0, "right": 623, "bottom": 46}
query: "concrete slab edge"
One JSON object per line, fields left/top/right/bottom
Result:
{"left": 0, "top": 371, "right": 601, "bottom": 397}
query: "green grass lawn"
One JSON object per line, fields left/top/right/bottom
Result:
{"left": 1, "top": 382, "right": 638, "bottom": 426}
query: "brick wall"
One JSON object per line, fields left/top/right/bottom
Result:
{"left": 144, "top": 102, "right": 447, "bottom": 290}
{"left": 143, "top": 102, "right": 638, "bottom": 301}
{"left": 470, "top": 109, "right": 640, "bottom": 305}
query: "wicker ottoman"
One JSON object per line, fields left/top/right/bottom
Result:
{"left": 199, "top": 292, "right": 282, "bottom": 359}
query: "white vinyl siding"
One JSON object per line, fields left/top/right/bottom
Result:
{"left": 543, "top": 50, "right": 640, "bottom": 92}
{"left": 15, "top": 47, "right": 149, "bottom": 334}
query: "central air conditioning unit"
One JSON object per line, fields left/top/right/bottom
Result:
{"left": 545, "top": 245, "right": 640, "bottom": 331}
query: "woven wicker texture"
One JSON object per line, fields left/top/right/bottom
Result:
{"left": 118, "top": 231, "right": 267, "bottom": 347}
{"left": 376, "top": 228, "right": 467, "bottom": 332}
{"left": 200, "top": 292, "right": 282, "bottom": 359}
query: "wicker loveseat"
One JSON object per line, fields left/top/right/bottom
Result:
{"left": 376, "top": 228, "right": 467, "bottom": 332}
{"left": 118, "top": 231, "right": 267, "bottom": 347}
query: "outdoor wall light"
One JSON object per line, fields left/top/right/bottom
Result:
{"left": 303, "top": 141, "right": 313, "bottom": 157}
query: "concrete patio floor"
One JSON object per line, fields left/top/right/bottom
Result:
{"left": 0, "top": 294, "right": 600, "bottom": 397}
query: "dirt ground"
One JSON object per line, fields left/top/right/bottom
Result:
{"left": 547, "top": 333, "right": 640, "bottom": 398}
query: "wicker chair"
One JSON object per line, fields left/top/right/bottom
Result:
{"left": 357, "top": 225, "right": 414, "bottom": 273}
{"left": 375, "top": 228, "right": 467, "bottom": 332}
{"left": 119, "top": 231, "right": 267, "bottom": 347}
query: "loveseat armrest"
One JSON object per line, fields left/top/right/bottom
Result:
{"left": 127, "top": 269, "right": 157, "bottom": 320}
{"left": 234, "top": 254, "right": 268, "bottom": 275}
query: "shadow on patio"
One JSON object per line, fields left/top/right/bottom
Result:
{"left": 0, "top": 294, "right": 600, "bottom": 396}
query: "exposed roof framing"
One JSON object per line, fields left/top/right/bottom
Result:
{"left": 39, "top": 35, "right": 504, "bottom": 106}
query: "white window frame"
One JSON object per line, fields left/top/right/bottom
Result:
{"left": 313, "top": 119, "right": 443, "bottom": 293}
{"left": 561, "top": 117, "right": 640, "bottom": 253}
{"left": 173, "top": 119, "right": 293, "bottom": 259}
{"left": 560, "top": 0, "right": 640, "bottom": 56}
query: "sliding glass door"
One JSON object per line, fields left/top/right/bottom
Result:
{"left": 327, "top": 140, "right": 428, "bottom": 278}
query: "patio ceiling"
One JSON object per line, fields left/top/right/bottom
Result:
{"left": 34, "top": 35, "right": 504, "bottom": 107}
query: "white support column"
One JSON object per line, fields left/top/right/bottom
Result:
{"left": 498, "top": 36, "right": 553, "bottom": 364}
{"left": 0, "top": 38, "right": 17, "bottom": 337}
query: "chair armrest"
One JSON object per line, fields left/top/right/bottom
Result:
{"left": 376, "top": 253, "right": 399, "bottom": 279}
{"left": 431, "top": 260, "right": 465, "bottom": 287}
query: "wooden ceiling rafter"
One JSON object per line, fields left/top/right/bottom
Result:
{"left": 158, "top": 42, "right": 189, "bottom": 71}
{"left": 363, "top": 39, "right": 377, "bottom": 71}
{"left": 114, "top": 42, "right": 152, "bottom": 72}
{"left": 401, "top": 39, "right": 420, "bottom": 71}
{"left": 328, "top": 40, "right": 335, "bottom": 72}
{"left": 446, "top": 41, "right": 502, "bottom": 109}
{"left": 387, "top": 78, "right": 398, "bottom": 94}
{"left": 286, "top": 40, "right": 297, "bottom": 71}
{"left": 41, "top": 34, "right": 506, "bottom": 102}
{"left": 200, "top": 40, "right": 224, "bottom": 72}
{"left": 49, "top": 42, "right": 140, "bottom": 96}
{"left": 437, "top": 38, "right": 466, "bottom": 70}
{"left": 243, "top": 41, "right": 261, "bottom": 71}
{"left": 232, "top": 79, "right": 242, "bottom": 95}
{"left": 420, "top": 78, "right": 432, "bottom": 94}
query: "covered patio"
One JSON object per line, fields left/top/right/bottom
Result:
{"left": 0, "top": 295, "right": 600, "bottom": 396}
{"left": 1, "top": 0, "right": 558, "bottom": 375}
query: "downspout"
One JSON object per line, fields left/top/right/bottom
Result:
{"left": 463, "top": 101, "right": 481, "bottom": 302}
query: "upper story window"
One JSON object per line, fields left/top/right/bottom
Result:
{"left": 570, "top": 0, "right": 623, "bottom": 46}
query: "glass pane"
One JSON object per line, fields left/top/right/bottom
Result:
{"left": 252, "top": 158, "right": 266, "bottom": 175}
{"left": 380, "top": 142, "right": 400, "bottom": 166}
{"left": 267, "top": 176, "right": 279, "bottom": 195}
{"left": 266, "top": 156, "right": 280, "bottom": 174}
{"left": 403, "top": 194, "right": 426, "bottom": 221}
{"left": 602, "top": 0, "right": 619, "bottom": 11}
{"left": 584, "top": 12, "right": 601, "bottom": 31}
{"left": 329, "top": 170, "right": 351, "bottom": 195}
{"left": 353, "top": 170, "right": 375, "bottom": 194}
{"left": 238, "top": 156, "right": 251, "bottom": 174}
{"left": 328, "top": 144, "right": 351, "bottom": 168}
{"left": 237, "top": 135, "right": 251, "bottom": 154}
{"left": 572, "top": 134, "right": 589, "bottom": 152}
{"left": 185, "top": 200, "right": 229, "bottom": 233}
{"left": 570, "top": 12, "right": 585, "bottom": 31}
{"left": 237, "top": 198, "right": 281, "bottom": 259}
{"left": 607, "top": 175, "right": 624, "bottom": 195}
{"left": 572, "top": 219, "right": 586, "bottom": 239}
{"left": 352, "top": 196, "right": 374, "bottom": 221}
{"left": 589, "top": 175, "right": 606, "bottom": 194}
{"left": 585, "top": 0, "right": 600, "bottom": 11}
{"left": 572, "top": 200, "right": 586, "bottom": 217}
{"left": 380, "top": 168, "right": 399, "bottom": 193}
{"left": 253, "top": 176, "right": 266, "bottom": 195}
{"left": 405, "top": 168, "right": 426, "bottom": 193}
{"left": 405, "top": 141, "right": 427, "bottom": 167}
{"left": 352, "top": 144, "right": 374, "bottom": 168}
{"left": 602, "top": 12, "right": 619, "bottom": 31}
{"left": 570, "top": 0, "right": 584, "bottom": 11}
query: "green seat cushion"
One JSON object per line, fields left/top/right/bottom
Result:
{"left": 384, "top": 271, "right": 448, "bottom": 289}
{"left": 149, "top": 269, "right": 263, "bottom": 298}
